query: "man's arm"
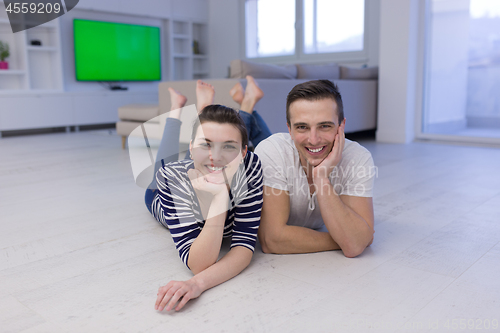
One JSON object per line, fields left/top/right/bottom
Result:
{"left": 312, "top": 125, "right": 374, "bottom": 258}
{"left": 258, "top": 185, "right": 341, "bottom": 254}
{"left": 315, "top": 178, "right": 374, "bottom": 257}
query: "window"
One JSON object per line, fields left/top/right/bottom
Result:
{"left": 245, "top": 0, "right": 296, "bottom": 58}
{"left": 244, "top": 0, "right": 366, "bottom": 59}
{"left": 421, "top": 0, "right": 500, "bottom": 140}
{"left": 303, "top": 0, "right": 364, "bottom": 54}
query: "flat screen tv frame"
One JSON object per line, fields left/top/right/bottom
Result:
{"left": 73, "top": 19, "right": 161, "bottom": 89}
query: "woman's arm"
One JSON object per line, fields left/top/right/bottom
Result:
{"left": 154, "top": 164, "right": 238, "bottom": 271}
{"left": 186, "top": 189, "right": 229, "bottom": 274}
{"left": 153, "top": 118, "right": 183, "bottom": 179}
{"left": 154, "top": 154, "right": 263, "bottom": 312}
{"left": 155, "top": 246, "right": 253, "bottom": 312}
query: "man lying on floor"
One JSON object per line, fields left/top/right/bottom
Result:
{"left": 255, "top": 80, "right": 376, "bottom": 258}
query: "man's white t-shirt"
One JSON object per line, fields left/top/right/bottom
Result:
{"left": 254, "top": 133, "right": 375, "bottom": 230}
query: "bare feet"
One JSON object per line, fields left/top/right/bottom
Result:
{"left": 240, "top": 75, "right": 264, "bottom": 114}
{"left": 169, "top": 87, "right": 187, "bottom": 110}
{"left": 196, "top": 80, "right": 215, "bottom": 114}
{"left": 168, "top": 87, "right": 187, "bottom": 119}
{"left": 229, "top": 82, "right": 244, "bottom": 105}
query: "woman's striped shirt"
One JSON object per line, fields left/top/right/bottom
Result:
{"left": 151, "top": 151, "right": 263, "bottom": 269}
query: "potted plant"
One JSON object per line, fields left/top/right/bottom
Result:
{"left": 0, "top": 41, "right": 10, "bottom": 70}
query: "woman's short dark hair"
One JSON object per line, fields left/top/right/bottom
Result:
{"left": 191, "top": 104, "right": 248, "bottom": 149}
{"left": 286, "top": 80, "right": 344, "bottom": 126}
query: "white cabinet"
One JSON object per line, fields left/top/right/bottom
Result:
{"left": 0, "top": 92, "right": 158, "bottom": 132}
{"left": 0, "top": 94, "right": 72, "bottom": 130}
{"left": 72, "top": 92, "right": 158, "bottom": 125}
{"left": 72, "top": 94, "right": 122, "bottom": 125}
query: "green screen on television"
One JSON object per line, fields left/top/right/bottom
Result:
{"left": 74, "top": 19, "right": 161, "bottom": 81}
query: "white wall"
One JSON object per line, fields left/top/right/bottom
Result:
{"left": 172, "top": 0, "right": 209, "bottom": 21}
{"left": 207, "top": 0, "right": 381, "bottom": 79}
{"left": 366, "top": 0, "right": 381, "bottom": 68}
{"left": 75, "top": 0, "right": 208, "bottom": 21}
{"left": 376, "top": 0, "right": 420, "bottom": 144}
{"left": 74, "top": 0, "right": 172, "bottom": 18}
{"left": 207, "top": 0, "right": 241, "bottom": 78}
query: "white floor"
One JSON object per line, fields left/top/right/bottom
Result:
{"left": 1, "top": 130, "right": 500, "bottom": 333}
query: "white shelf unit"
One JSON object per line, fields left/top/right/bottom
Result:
{"left": 192, "top": 22, "right": 208, "bottom": 79}
{"left": 0, "top": 12, "right": 28, "bottom": 90}
{"left": 0, "top": 3, "right": 63, "bottom": 92}
{"left": 26, "top": 46, "right": 58, "bottom": 52}
{"left": 167, "top": 19, "right": 209, "bottom": 81}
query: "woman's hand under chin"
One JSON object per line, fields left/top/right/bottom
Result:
{"left": 188, "top": 168, "right": 228, "bottom": 196}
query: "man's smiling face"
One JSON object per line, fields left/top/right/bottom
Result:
{"left": 287, "top": 98, "right": 341, "bottom": 168}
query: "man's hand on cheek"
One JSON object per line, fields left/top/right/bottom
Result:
{"left": 313, "top": 125, "right": 345, "bottom": 181}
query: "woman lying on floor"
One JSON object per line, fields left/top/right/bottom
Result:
{"left": 144, "top": 78, "right": 271, "bottom": 311}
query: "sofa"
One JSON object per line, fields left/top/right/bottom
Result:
{"left": 116, "top": 59, "right": 378, "bottom": 148}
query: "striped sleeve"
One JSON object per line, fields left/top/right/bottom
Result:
{"left": 230, "top": 152, "right": 263, "bottom": 252}
{"left": 151, "top": 161, "right": 200, "bottom": 268}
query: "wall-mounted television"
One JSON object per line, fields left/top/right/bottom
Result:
{"left": 74, "top": 19, "right": 161, "bottom": 82}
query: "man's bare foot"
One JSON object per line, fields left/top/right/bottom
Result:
{"left": 196, "top": 80, "right": 215, "bottom": 113}
{"left": 240, "top": 76, "right": 264, "bottom": 114}
{"left": 168, "top": 87, "right": 187, "bottom": 119}
{"left": 229, "top": 82, "right": 244, "bottom": 105}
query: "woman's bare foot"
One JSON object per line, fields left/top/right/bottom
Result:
{"left": 169, "top": 87, "right": 187, "bottom": 109}
{"left": 196, "top": 80, "right": 215, "bottom": 113}
{"left": 229, "top": 82, "right": 244, "bottom": 105}
{"left": 168, "top": 87, "right": 187, "bottom": 119}
{"left": 240, "top": 76, "right": 264, "bottom": 114}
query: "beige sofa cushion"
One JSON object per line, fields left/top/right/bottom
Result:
{"left": 116, "top": 120, "right": 165, "bottom": 139}
{"left": 116, "top": 121, "right": 140, "bottom": 136}
{"left": 118, "top": 104, "right": 159, "bottom": 122}
{"left": 296, "top": 63, "right": 340, "bottom": 80}
{"left": 340, "top": 66, "right": 379, "bottom": 80}
{"left": 230, "top": 59, "right": 297, "bottom": 79}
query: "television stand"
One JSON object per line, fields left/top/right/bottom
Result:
{"left": 99, "top": 82, "right": 129, "bottom": 91}
{"left": 110, "top": 85, "right": 128, "bottom": 91}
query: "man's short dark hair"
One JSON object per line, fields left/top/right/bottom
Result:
{"left": 286, "top": 80, "right": 344, "bottom": 126}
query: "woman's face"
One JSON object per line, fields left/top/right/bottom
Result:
{"left": 190, "top": 122, "right": 247, "bottom": 184}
